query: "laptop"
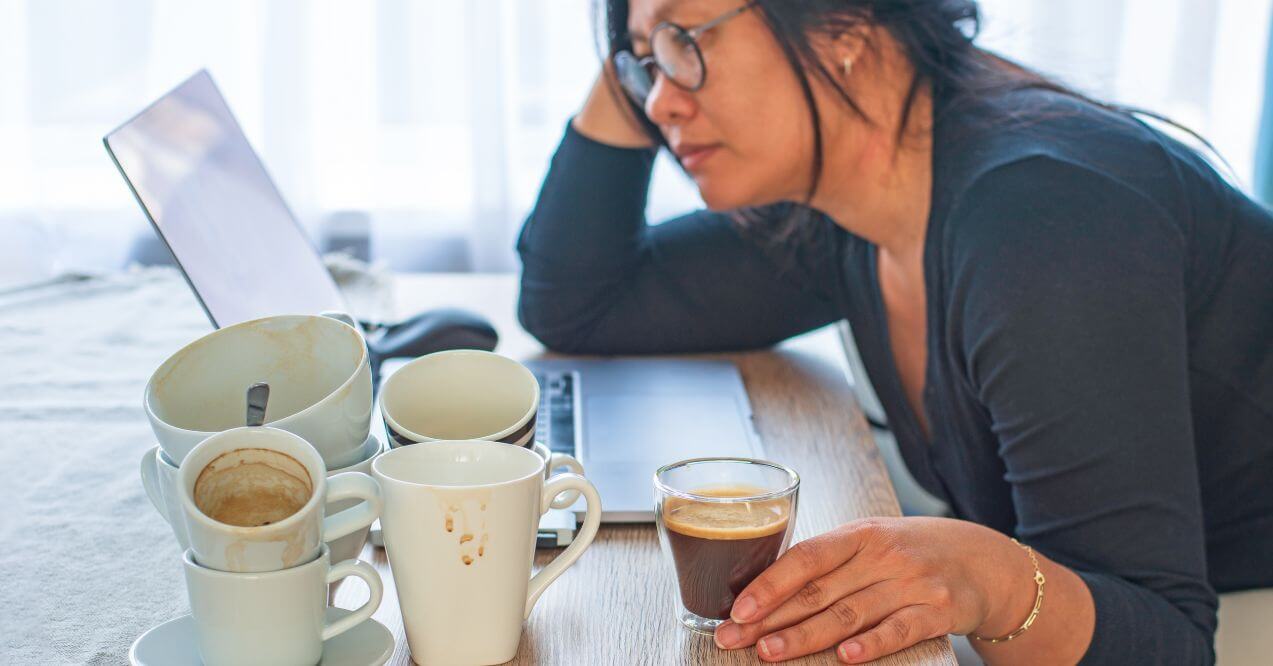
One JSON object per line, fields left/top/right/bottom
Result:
{"left": 105, "top": 70, "right": 764, "bottom": 540}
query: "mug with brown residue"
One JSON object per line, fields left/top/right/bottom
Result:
{"left": 178, "top": 426, "right": 383, "bottom": 573}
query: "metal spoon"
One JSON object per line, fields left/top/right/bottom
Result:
{"left": 245, "top": 382, "right": 270, "bottom": 427}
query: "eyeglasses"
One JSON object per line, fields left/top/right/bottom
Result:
{"left": 614, "top": 3, "right": 754, "bottom": 107}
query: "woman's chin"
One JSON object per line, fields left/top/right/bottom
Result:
{"left": 694, "top": 177, "right": 766, "bottom": 212}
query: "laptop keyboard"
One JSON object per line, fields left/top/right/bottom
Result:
{"left": 533, "top": 370, "right": 577, "bottom": 456}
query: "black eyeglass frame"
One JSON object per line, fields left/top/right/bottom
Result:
{"left": 613, "top": 2, "right": 755, "bottom": 103}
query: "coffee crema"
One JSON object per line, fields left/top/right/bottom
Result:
{"left": 663, "top": 485, "right": 791, "bottom": 620}
{"left": 194, "top": 448, "right": 312, "bottom": 527}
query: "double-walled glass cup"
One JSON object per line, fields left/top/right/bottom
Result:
{"left": 654, "top": 458, "right": 800, "bottom": 634}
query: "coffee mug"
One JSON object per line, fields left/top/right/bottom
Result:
{"left": 145, "top": 313, "right": 371, "bottom": 468}
{"left": 182, "top": 544, "right": 382, "bottom": 666}
{"left": 140, "top": 432, "right": 384, "bottom": 558}
{"left": 372, "top": 440, "right": 602, "bottom": 665}
{"left": 178, "top": 426, "right": 382, "bottom": 573}
{"left": 379, "top": 349, "right": 583, "bottom": 508}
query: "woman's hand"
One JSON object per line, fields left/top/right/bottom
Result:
{"left": 714, "top": 517, "right": 1039, "bottom": 663}
{"left": 573, "top": 64, "right": 656, "bottom": 149}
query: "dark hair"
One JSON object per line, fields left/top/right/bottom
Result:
{"left": 597, "top": 0, "right": 1218, "bottom": 238}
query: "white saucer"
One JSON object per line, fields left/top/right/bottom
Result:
{"left": 129, "top": 607, "right": 394, "bottom": 665}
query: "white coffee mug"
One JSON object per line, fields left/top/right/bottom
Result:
{"left": 379, "top": 349, "right": 583, "bottom": 508}
{"left": 372, "top": 440, "right": 602, "bottom": 665}
{"left": 140, "top": 432, "right": 384, "bottom": 558}
{"left": 178, "top": 426, "right": 382, "bottom": 573}
{"left": 145, "top": 313, "right": 371, "bottom": 468}
{"left": 182, "top": 544, "right": 382, "bottom": 666}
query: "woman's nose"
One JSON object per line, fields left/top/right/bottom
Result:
{"left": 644, "top": 72, "right": 695, "bottom": 126}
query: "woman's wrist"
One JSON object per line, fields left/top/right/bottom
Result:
{"left": 972, "top": 532, "right": 1044, "bottom": 639}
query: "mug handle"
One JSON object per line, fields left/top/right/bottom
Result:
{"left": 524, "top": 473, "right": 602, "bottom": 619}
{"left": 322, "top": 472, "right": 383, "bottom": 542}
{"left": 138, "top": 447, "right": 168, "bottom": 523}
{"left": 546, "top": 452, "right": 585, "bottom": 510}
{"left": 322, "top": 558, "right": 384, "bottom": 641}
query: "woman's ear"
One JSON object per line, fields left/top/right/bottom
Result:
{"left": 833, "top": 27, "right": 871, "bottom": 83}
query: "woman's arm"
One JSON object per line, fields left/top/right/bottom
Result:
{"left": 952, "top": 157, "right": 1215, "bottom": 663}
{"left": 518, "top": 71, "right": 841, "bottom": 354}
{"left": 713, "top": 157, "right": 1216, "bottom": 664}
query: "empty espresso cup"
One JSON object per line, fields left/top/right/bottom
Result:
{"left": 140, "top": 432, "right": 384, "bottom": 558}
{"left": 178, "top": 426, "right": 382, "bottom": 573}
{"left": 145, "top": 313, "right": 371, "bottom": 468}
{"left": 379, "top": 349, "right": 583, "bottom": 508}
{"left": 372, "top": 440, "right": 602, "bottom": 665}
{"left": 182, "top": 544, "right": 382, "bottom": 666}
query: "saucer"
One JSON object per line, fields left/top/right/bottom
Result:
{"left": 129, "top": 607, "right": 394, "bottom": 665}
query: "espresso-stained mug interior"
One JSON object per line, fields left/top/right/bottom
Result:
{"left": 148, "top": 316, "right": 363, "bottom": 432}
{"left": 194, "top": 448, "right": 313, "bottom": 527}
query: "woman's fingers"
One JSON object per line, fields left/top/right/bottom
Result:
{"left": 837, "top": 606, "right": 947, "bottom": 664}
{"left": 715, "top": 571, "right": 888, "bottom": 650}
{"left": 721, "top": 582, "right": 901, "bottom": 661}
{"left": 730, "top": 523, "right": 870, "bottom": 623}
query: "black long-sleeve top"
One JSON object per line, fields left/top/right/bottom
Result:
{"left": 516, "top": 88, "right": 1273, "bottom": 664}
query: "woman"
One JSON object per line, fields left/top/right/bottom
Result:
{"left": 517, "top": 1, "right": 1273, "bottom": 663}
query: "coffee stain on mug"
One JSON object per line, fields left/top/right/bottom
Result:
{"left": 280, "top": 520, "right": 317, "bottom": 568}
{"left": 225, "top": 541, "right": 247, "bottom": 571}
{"left": 199, "top": 447, "right": 319, "bottom": 571}
{"left": 436, "top": 492, "right": 492, "bottom": 566}
{"left": 221, "top": 517, "right": 317, "bottom": 571}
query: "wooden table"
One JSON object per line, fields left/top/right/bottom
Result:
{"left": 335, "top": 273, "right": 956, "bottom": 665}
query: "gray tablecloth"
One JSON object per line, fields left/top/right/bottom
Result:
{"left": 1, "top": 270, "right": 210, "bottom": 664}
{"left": 0, "top": 265, "right": 389, "bottom": 664}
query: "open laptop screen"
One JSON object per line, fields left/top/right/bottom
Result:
{"left": 104, "top": 70, "right": 345, "bottom": 328}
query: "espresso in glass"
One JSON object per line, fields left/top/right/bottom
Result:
{"left": 655, "top": 459, "right": 799, "bottom": 634}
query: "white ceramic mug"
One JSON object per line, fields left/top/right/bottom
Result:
{"left": 178, "top": 426, "right": 382, "bottom": 573}
{"left": 379, "top": 349, "right": 584, "bottom": 508}
{"left": 372, "top": 440, "right": 602, "bottom": 665}
{"left": 145, "top": 313, "right": 371, "bottom": 468}
{"left": 182, "top": 544, "right": 382, "bottom": 666}
{"left": 140, "top": 432, "right": 384, "bottom": 558}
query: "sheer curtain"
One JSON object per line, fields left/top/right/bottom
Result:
{"left": 0, "top": 0, "right": 1268, "bottom": 287}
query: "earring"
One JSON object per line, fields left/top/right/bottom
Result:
{"left": 843, "top": 57, "right": 854, "bottom": 77}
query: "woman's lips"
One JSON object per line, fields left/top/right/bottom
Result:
{"left": 674, "top": 144, "right": 720, "bottom": 172}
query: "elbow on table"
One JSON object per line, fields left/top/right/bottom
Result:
{"left": 516, "top": 292, "right": 599, "bottom": 355}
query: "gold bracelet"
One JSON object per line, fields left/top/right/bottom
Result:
{"left": 971, "top": 538, "right": 1046, "bottom": 644}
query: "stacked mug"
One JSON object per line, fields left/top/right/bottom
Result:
{"left": 140, "top": 313, "right": 384, "bottom": 564}
{"left": 373, "top": 350, "right": 604, "bottom": 664}
{"left": 138, "top": 313, "right": 386, "bottom": 665}
{"left": 136, "top": 312, "right": 606, "bottom": 664}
